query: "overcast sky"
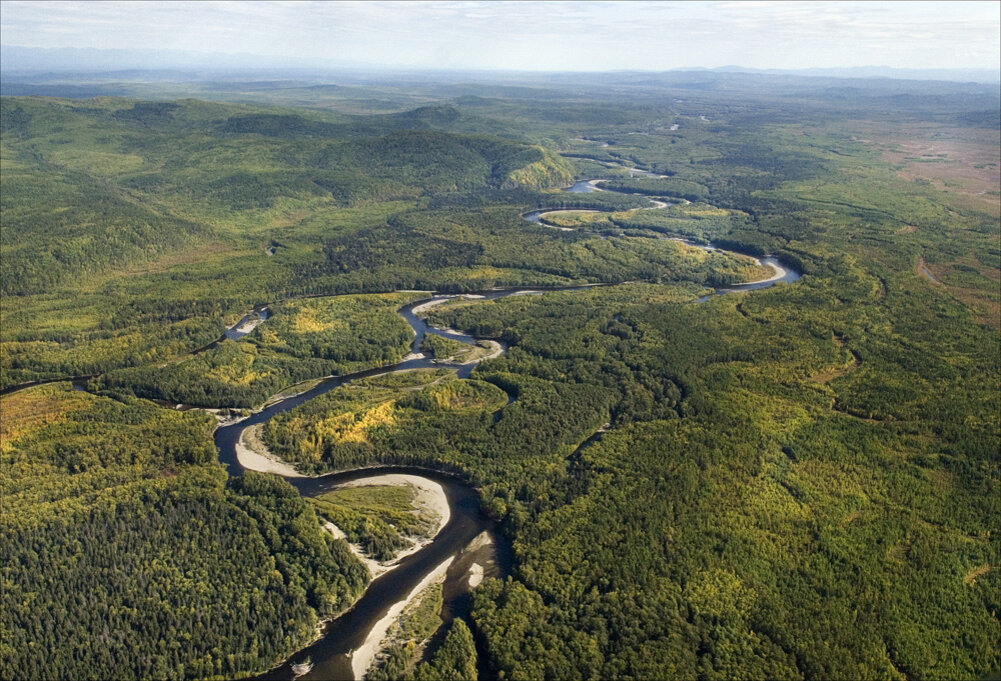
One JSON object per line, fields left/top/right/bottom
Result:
{"left": 2, "top": 0, "right": 998, "bottom": 72}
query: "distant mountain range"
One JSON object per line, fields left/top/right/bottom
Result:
{"left": 700, "top": 65, "right": 1000, "bottom": 84}
{"left": 2, "top": 45, "right": 998, "bottom": 84}
{"left": 0, "top": 45, "right": 381, "bottom": 76}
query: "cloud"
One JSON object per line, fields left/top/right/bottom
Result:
{"left": 1, "top": 0, "right": 997, "bottom": 71}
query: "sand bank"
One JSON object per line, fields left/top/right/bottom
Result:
{"left": 235, "top": 424, "right": 304, "bottom": 477}
{"left": 468, "top": 563, "right": 484, "bottom": 588}
{"left": 410, "top": 297, "right": 455, "bottom": 316}
{"left": 737, "top": 259, "right": 788, "bottom": 285}
{"left": 324, "top": 475, "right": 451, "bottom": 580}
{"left": 350, "top": 556, "right": 455, "bottom": 679}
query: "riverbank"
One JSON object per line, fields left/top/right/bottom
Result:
{"left": 410, "top": 297, "right": 452, "bottom": 317}
{"left": 322, "top": 475, "right": 451, "bottom": 580}
{"left": 738, "top": 258, "right": 788, "bottom": 285}
{"left": 351, "top": 556, "right": 455, "bottom": 680}
{"left": 235, "top": 423, "right": 304, "bottom": 477}
{"left": 460, "top": 340, "right": 503, "bottom": 364}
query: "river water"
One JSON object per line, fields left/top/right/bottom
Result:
{"left": 215, "top": 289, "right": 583, "bottom": 681}
{"left": 0, "top": 154, "right": 806, "bottom": 679}
{"left": 525, "top": 173, "right": 800, "bottom": 295}
{"left": 245, "top": 468, "right": 510, "bottom": 681}
{"left": 211, "top": 172, "right": 803, "bottom": 680}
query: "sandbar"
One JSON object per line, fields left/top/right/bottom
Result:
{"left": 350, "top": 556, "right": 455, "bottom": 679}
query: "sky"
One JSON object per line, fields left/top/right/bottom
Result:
{"left": 1, "top": 0, "right": 999, "bottom": 72}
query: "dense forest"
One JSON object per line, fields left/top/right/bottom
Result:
{"left": 0, "top": 384, "right": 368, "bottom": 680}
{"left": 1, "top": 70, "right": 998, "bottom": 681}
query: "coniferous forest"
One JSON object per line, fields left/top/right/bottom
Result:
{"left": 1, "top": 67, "right": 999, "bottom": 681}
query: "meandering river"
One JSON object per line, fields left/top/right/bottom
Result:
{"left": 216, "top": 288, "right": 578, "bottom": 681}
{"left": 214, "top": 170, "right": 801, "bottom": 680}
{"left": 0, "top": 165, "right": 803, "bottom": 680}
{"left": 0, "top": 164, "right": 803, "bottom": 680}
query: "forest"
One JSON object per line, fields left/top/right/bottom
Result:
{"left": 1, "top": 71, "right": 998, "bottom": 681}
{"left": 87, "top": 292, "right": 424, "bottom": 408}
{"left": 1, "top": 384, "right": 369, "bottom": 680}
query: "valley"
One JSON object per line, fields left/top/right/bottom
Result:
{"left": 1, "top": 70, "right": 998, "bottom": 681}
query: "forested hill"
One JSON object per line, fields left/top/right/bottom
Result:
{"left": 1, "top": 95, "right": 761, "bottom": 392}
{"left": 0, "top": 97, "right": 571, "bottom": 296}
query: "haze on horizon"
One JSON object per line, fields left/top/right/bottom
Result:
{"left": 1, "top": 0, "right": 999, "bottom": 74}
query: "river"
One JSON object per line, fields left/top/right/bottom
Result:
{"left": 215, "top": 288, "right": 589, "bottom": 681}
{"left": 242, "top": 467, "right": 510, "bottom": 681}
{"left": 215, "top": 250, "right": 799, "bottom": 679}
{"left": 524, "top": 172, "right": 800, "bottom": 295}
{"left": 5, "top": 168, "right": 803, "bottom": 680}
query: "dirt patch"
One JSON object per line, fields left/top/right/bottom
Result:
{"left": 964, "top": 564, "right": 991, "bottom": 586}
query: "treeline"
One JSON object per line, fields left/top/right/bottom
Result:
{"left": 216, "top": 122, "right": 574, "bottom": 196}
